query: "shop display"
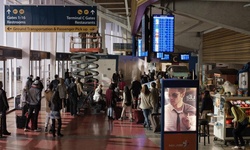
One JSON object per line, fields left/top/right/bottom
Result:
{"left": 213, "top": 96, "right": 250, "bottom": 145}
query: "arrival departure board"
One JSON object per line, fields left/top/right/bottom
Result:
{"left": 152, "top": 15, "right": 174, "bottom": 53}
{"left": 138, "top": 39, "right": 148, "bottom": 57}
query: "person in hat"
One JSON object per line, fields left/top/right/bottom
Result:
{"left": 25, "top": 75, "right": 33, "bottom": 90}
{"left": 24, "top": 80, "right": 42, "bottom": 132}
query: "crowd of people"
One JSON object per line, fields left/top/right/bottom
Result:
{"left": 100, "top": 70, "right": 162, "bottom": 131}
{"left": 19, "top": 71, "right": 89, "bottom": 137}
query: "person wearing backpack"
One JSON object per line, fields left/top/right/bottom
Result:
{"left": 118, "top": 86, "right": 133, "bottom": 122}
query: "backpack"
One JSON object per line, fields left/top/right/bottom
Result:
{"left": 50, "top": 79, "right": 60, "bottom": 91}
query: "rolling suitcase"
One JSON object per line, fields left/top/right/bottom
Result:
{"left": 134, "top": 109, "right": 144, "bottom": 124}
{"left": 16, "top": 115, "right": 27, "bottom": 129}
{"left": 150, "top": 113, "right": 161, "bottom": 132}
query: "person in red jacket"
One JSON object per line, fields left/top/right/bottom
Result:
{"left": 106, "top": 83, "right": 116, "bottom": 120}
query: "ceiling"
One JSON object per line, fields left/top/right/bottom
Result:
{"left": 92, "top": 0, "right": 131, "bottom": 17}
{"left": 85, "top": 0, "right": 250, "bottom": 53}
{"left": 8, "top": 0, "right": 250, "bottom": 53}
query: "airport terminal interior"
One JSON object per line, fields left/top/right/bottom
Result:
{"left": 0, "top": 0, "right": 250, "bottom": 150}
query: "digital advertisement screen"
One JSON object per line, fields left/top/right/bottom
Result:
{"left": 161, "top": 80, "right": 198, "bottom": 150}
{"left": 180, "top": 54, "right": 190, "bottom": 61}
{"left": 152, "top": 14, "right": 174, "bottom": 53}
{"left": 164, "top": 87, "right": 197, "bottom": 132}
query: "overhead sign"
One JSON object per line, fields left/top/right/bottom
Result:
{"left": 5, "top": 5, "right": 97, "bottom": 32}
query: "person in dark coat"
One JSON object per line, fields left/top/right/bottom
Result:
{"left": 0, "top": 81, "right": 11, "bottom": 135}
{"left": 50, "top": 89, "right": 63, "bottom": 137}
{"left": 200, "top": 90, "right": 214, "bottom": 119}
{"left": 130, "top": 78, "right": 142, "bottom": 109}
{"left": 67, "top": 78, "right": 78, "bottom": 116}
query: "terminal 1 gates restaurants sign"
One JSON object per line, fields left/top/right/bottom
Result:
{"left": 5, "top": 5, "right": 97, "bottom": 32}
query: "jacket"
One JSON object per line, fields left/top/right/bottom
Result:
{"left": 44, "top": 89, "right": 53, "bottom": 113}
{"left": 50, "top": 90, "right": 62, "bottom": 111}
{"left": 28, "top": 85, "right": 41, "bottom": 105}
{"left": 0, "top": 89, "right": 9, "bottom": 111}
{"left": 139, "top": 93, "right": 153, "bottom": 109}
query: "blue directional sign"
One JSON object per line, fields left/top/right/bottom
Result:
{"left": 5, "top": 5, "right": 97, "bottom": 32}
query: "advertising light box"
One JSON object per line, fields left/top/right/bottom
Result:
{"left": 152, "top": 14, "right": 174, "bottom": 53}
{"left": 161, "top": 79, "right": 199, "bottom": 150}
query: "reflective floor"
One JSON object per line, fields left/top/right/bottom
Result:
{"left": 1, "top": 104, "right": 250, "bottom": 150}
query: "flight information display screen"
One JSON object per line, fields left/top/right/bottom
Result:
{"left": 156, "top": 52, "right": 163, "bottom": 58}
{"left": 138, "top": 39, "right": 148, "bottom": 57}
{"left": 180, "top": 54, "right": 190, "bottom": 61}
{"left": 152, "top": 14, "right": 174, "bottom": 53}
{"left": 161, "top": 54, "right": 170, "bottom": 61}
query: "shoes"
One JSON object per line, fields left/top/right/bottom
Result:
{"left": 118, "top": 118, "right": 123, "bottom": 121}
{"left": 44, "top": 127, "right": 48, "bottom": 132}
{"left": 3, "top": 131, "right": 11, "bottom": 135}
{"left": 231, "top": 146, "right": 240, "bottom": 149}
{"left": 34, "top": 128, "right": 41, "bottom": 132}
{"left": 241, "top": 146, "right": 245, "bottom": 150}
{"left": 108, "top": 116, "right": 114, "bottom": 120}
{"left": 24, "top": 128, "right": 29, "bottom": 132}
{"left": 130, "top": 118, "right": 134, "bottom": 122}
{"left": 57, "top": 133, "right": 64, "bottom": 137}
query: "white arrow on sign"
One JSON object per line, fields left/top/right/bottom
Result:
{"left": 91, "top": 10, "right": 95, "bottom": 15}
{"left": 7, "top": 9, "right": 11, "bottom": 15}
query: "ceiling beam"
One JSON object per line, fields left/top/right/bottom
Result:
{"left": 98, "top": 2, "right": 125, "bottom": 5}
{"left": 124, "top": 0, "right": 131, "bottom": 30}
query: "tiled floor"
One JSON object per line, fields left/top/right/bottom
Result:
{"left": 1, "top": 106, "right": 250, "bottom": 150}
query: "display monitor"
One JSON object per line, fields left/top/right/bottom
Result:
{"left": 152, "top": 14, "right": 174, "bottom": 53}
{"left": 138, "top": 38, "right": 148, "bottom": 57}
{"left": 156, "top": 52, "right": 163, "bottom": 58}
{"left": 180, "top": 54, "right": 190, "bottom": 61}
{"left": 161, "top": 54, "right": 170, "bottom": 61}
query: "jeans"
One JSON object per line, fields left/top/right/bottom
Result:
{"left": 25, "top": 105, "right": 40, "bottom": 129}
{"left": 142, "top": 109, "right": 151, "bottom": 128}
{"left": 233, "top": 121, "right": 248, "bottom": 146}
{"left": 107, "top": 107, "right": 113, "bottom": 117}
{"left": 45, "top": 112, "right": 50, "bottom": 128}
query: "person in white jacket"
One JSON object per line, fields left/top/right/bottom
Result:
{"left": 93, "top": 84, "right": 103, "bottom": 102}
{"left": 139, "top": 84, "right": 153, "bottom": 130}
